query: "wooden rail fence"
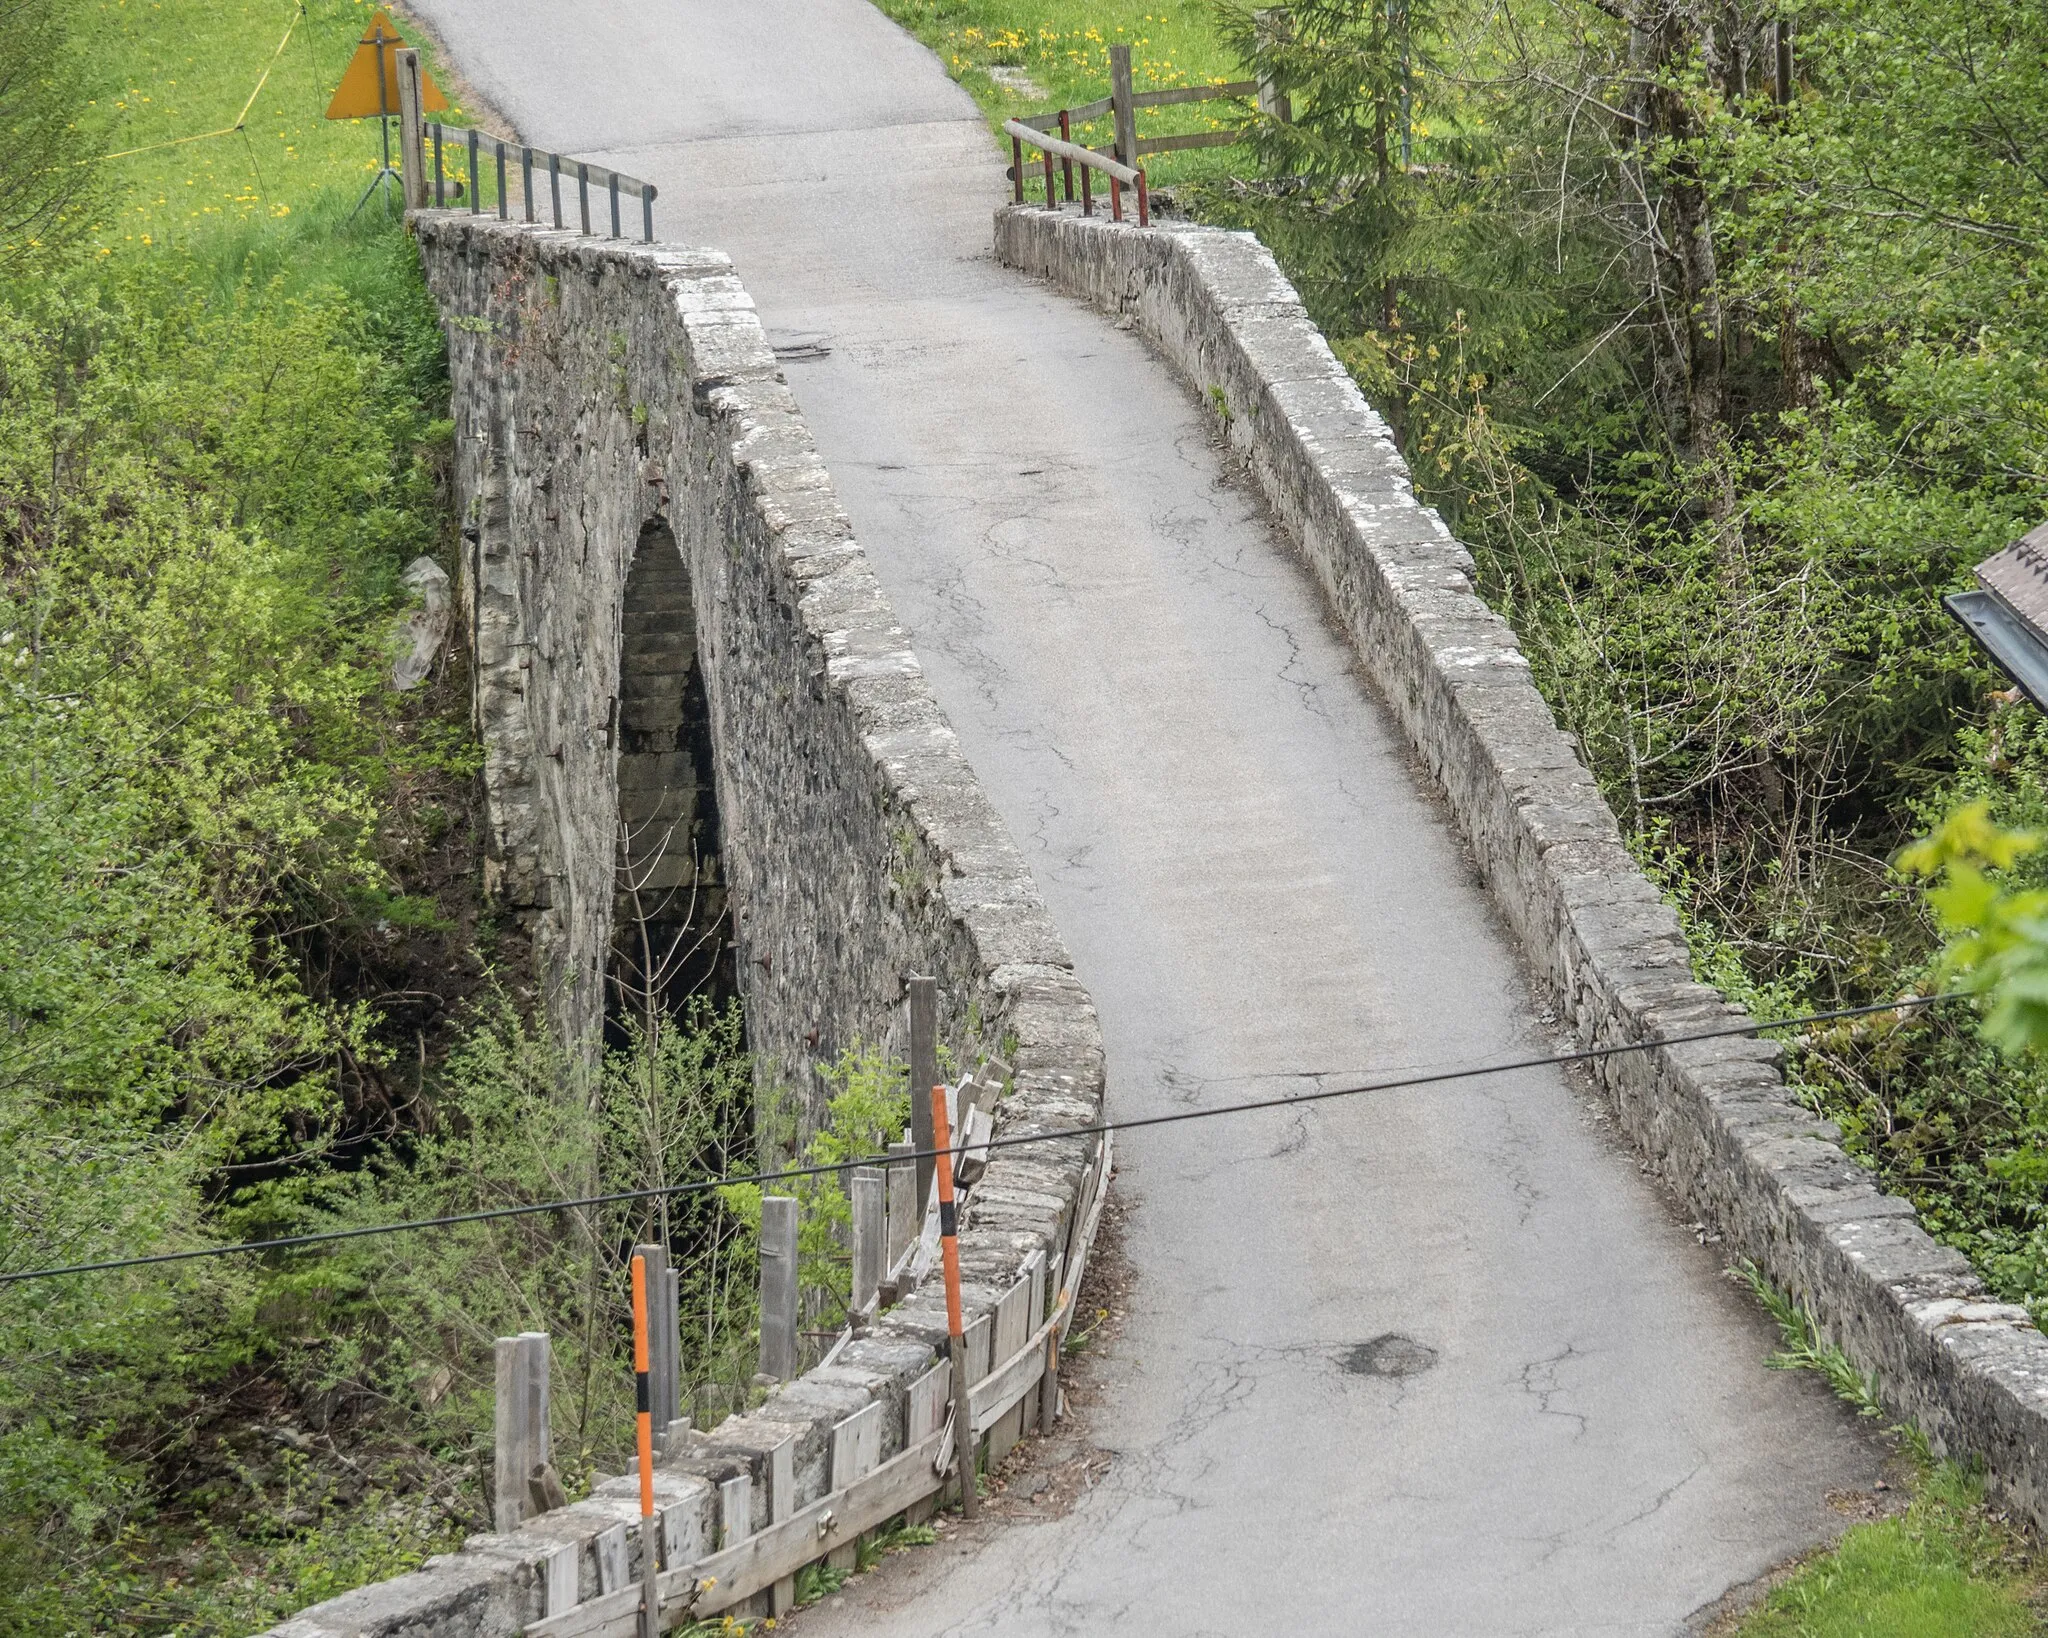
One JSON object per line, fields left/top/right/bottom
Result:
{"left": 1009, "top": 7, "right": 1294, "bottom": 211}
{"left": 487, "top": 972, "right": 1111, "bottom": 1637}
{"left": 508, "top": 1129, "right": 1113, "bottom": 1637}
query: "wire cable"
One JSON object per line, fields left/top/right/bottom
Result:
{"left": 0, "top": 991, "right": 1962, "bottom": 1288}
{"left": 84, "top": 3, "right": 307, "bottom": 165}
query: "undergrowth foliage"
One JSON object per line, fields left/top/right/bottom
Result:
{"left": 0, "top": 1, "right": 485, "bottom": 1622}
{"left": 1732, "top": 1263, "right": 2042, "bottom": 1635}
{"left": 0, "top": 219, "right": 475, "bottom": 1623}
{"left": 718, "top": 1041, "right": 914, "bottom": 1340}
{"left": 286, "top": 1000, "right": 763, "bottom": 1492}
{"left": 0, "top": 3, "right": 915, "bottom": 1622}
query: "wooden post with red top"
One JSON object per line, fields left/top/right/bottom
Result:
{"left": 931, "top": 1084, "right": 978, "bottom": 1519}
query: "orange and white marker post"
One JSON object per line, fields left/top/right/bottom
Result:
{"left": 630, "top": 1254, "right": 660, "bottom": 1638}
{"left": 931, "top": 1083, "right": 978, "bottom": 1519}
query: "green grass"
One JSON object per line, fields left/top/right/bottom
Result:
{"left": 873, "top": 0, "right": 1260, "bottom": 187}
{"left": 1732, "top": 1464, "right": 2040, "bottom": 1637}
{"left": 1727, "top": 1265, "right": 2044, "bottom": 1635}
{"left": 82, "top": 0, "right": 472, "bottom": 260}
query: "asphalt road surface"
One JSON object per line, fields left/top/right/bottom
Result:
{"left": 408, "top": 4, "right": 1882, "bottom": 1630}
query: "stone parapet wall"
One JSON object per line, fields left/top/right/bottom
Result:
{"left": 995, "top": 202, "right": 2048, "bottom": 1530}
{"left": 260, "top": 213, "right": 1105, "bottom": 1637}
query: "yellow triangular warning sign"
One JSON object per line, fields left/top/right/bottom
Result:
{"left": 326, "top": 9, "right": 449, "bottom": 120}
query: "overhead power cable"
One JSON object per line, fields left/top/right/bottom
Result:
{"left": 0, "top": 991, "right": 1961, "bottom": 1288}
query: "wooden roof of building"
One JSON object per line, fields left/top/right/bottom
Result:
{"left": 1949, "top": 521, "right": 2048, "bottom": 709}
{"left": 1976, "top": 522, "right": 2048, "bottom": 631}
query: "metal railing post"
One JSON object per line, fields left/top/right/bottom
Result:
{"left": 521, "top": 146, "right": 535, "bottom": 222}
{"left": 495, "top": 140, "right": 508, "bottom": 219}
{"left": 609, "top": 172, "right": 621, "bottom": 239}
{"left": 432, "top": 123, "right": 444, "bottom": 206}
{"left": 1137, "top": 167, "right": 1149, "bottom": 227}
{"left": 1011, "top": 134, "right": 1025, "bottom": 205}
{"left": 641, "top": 184, "right": 655, "bottom": 244}
{"left": 1110, "top": 174, "right": 1123, "bottom": 223}
{"left": 549, "top": 152, "right": 562, "bottom": 228}
{"left": 1081, "top": 162, "right": 1093, "bottom": 216}
{"left": 467, "top": 127, "right": 480, "bottom": 214}
{"left": 578, "top": 163, "right": 591, "bottom": 234}
{"left": 1043, "top": 142, "right": 1057, "bottom": 209}
{"left": 1058, "top": 109, "right": 1074, "bottom": 201}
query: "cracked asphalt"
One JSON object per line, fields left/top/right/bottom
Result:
{"left": 407, "top": 2, "right": 1886, "bottom": 1628}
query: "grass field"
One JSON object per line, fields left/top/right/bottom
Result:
{"left": 83, "top": 0, "right": 469, "bottom": 260}
{"left": 874, "top": 0, "right": 1261, "bottom": 187}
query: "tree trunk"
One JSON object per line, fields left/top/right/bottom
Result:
{"left": 1626, "top": 3, "right": 1728, "bottom": 467}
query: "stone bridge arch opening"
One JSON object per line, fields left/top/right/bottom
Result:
{"left": 609, "top": 518, "right": 733, "bottom": 1037}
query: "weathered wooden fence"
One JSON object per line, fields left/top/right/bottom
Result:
{"left": 497, "top": 1122, "right": 1114, "bottom": 1636}
{"left": 486, "top": 969, "right": 1111, "bottom": 1636}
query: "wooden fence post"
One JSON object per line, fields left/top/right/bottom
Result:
{"left": 885, "top": 1136, "right": 916, "bottom": 1270}
{"left": 851, "top": 1167, "right": 885, "bottom": 1316}
{"left": 827, "top": 1402, "right": 882, "bottom": 1571}
{"left": 719, "top": 1472, "right": 753, "bottom": 1550}
{"left": 905, "top": 1361, "right": 950, "bottom": 1527}
{"left": 908, "top": 977, "right": 937, "bottom": 1211}
{"left": 1109, "top": 44, "right": 1138, "bottom": 170}
{"left": 492, "top": 1331, "right": 550, "bottom": 1529}
{"left": 1023, "top": 1251, "right": 1048, "bottom": 1435}
{"left": 542, "top": 1542, "right": 578, "bottom": 1615}
{"left": 758, "top": 1196, "right": 799, "bottom": 1381}
{"left": 1254, "top": 8, "right": 1293, "bottom": 124}
{"left": 394, "top": 49, "right": 427, "bottom": 209}
{"left": 987, "top": 1277, "right": 1031, "bottom": 1466}
{"left": 664, "top": 1265, "right": 682, "bottom": 1434}
{"left": 1041, "top": 1250, "right": 1065, "bottom": 1429}
{"left": 768, "top": 1434, "right": 797, "bottom": 1616}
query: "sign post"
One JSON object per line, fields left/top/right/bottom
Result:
{"left": 395, "top": 48, "right": 426, "bottom": 210}
{"left": 327, "top": 8, "right": 448, "bottom": 219}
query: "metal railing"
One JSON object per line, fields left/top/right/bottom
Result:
{"left": 1004, "top": 118, "right": 1149, "bottom": 225}
{"left": 424, "top": 121, "right": 659, "bottom": 244}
